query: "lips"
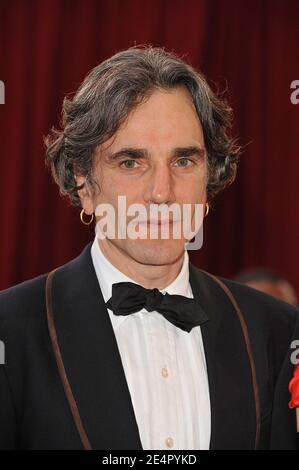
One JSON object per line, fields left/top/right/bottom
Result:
{"left": 138, "top": 219, "right": 178, "bottom": 226}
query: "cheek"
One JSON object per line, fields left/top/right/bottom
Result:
{"left": 195, "top": 168, "right": 208, "bottom": 199}
{"left": 177, "top": 173, "right": 207, "bottom": 201}
{"left": 95, "top": 173, "right": 140, "bottom": 208}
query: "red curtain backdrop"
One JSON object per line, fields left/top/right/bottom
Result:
{"left": 0, "top": 0, "right": 299, "bottom": 291}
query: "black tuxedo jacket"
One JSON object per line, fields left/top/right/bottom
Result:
{"left": 0, "top": 242, "right": 298, "bottom": 450}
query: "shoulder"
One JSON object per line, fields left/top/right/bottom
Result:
{"left": 208, "top": 271, "right": 299, "bottom": 356}
{"left": 192, "top": 266, "right": 299, "bottom": 380}
{"left": 0, "top": 242, "right": 93, "bottom": 332}
{"left": 0, "top": 274, "right": 48, "bottom": 333}
{"left": 196, "top": 265, "right": 298, "bottom": 322}
{"left": 0, "top": 273, "right": 48, "bottom": 312}
{"left": 191, "top": 264, "right": 299, "bottom": 342}
{"left": 220, "top": 276, "right": 299, "bottom": 329}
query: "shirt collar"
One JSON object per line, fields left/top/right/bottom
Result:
{"left": 91, "top": 237, "right": 191, "bottom": 329}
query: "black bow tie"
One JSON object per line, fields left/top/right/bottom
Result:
{"left": 105, "top": 282, "right": 208, "bottom": 333}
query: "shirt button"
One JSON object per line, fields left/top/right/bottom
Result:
{"left": 165, "top": 437, "right": 174, "bottom": 448}
{"left": 161, "top": 367, "right": 169, "bottom": 378}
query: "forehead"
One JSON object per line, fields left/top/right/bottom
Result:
{"left": 102, "top": 87, "right": 204, "bottom": 153}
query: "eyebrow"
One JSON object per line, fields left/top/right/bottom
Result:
{"left": 106, "top": 145, "right": 206, "bottom": 161}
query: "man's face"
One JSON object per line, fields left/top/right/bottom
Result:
{"left": 81, "top": 87, "right": 207, "bottom": 266}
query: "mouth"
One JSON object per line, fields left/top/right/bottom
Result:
{"left": 138, "top": 219, "right": 179, "bottom": 226}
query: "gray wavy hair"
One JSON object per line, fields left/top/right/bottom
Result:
{"left": 45, "top": 46, "right": 240, "bottom": 206}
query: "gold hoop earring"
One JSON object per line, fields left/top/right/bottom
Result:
{"left": 204, "top": 203, "right": 210, "bottom": 218}
{"left": 80, "top": 209, "right": 94, "bottom": 226}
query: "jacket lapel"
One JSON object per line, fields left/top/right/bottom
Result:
{"left": 49, "top": 242, "right": 142, "bottom": 450}
{"left": 189, "top": 264, "right": 257, "bottom": 449}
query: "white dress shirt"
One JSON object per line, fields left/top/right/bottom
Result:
{"left": 91, "top": 237, "right": 211, "bottom": 450}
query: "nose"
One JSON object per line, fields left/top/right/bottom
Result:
{"left": 143, "top": 164, "right": 175, "bottom": 205}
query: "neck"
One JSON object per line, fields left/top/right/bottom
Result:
{"left": 98, "top": 238, "right": 185, "bottom": 290}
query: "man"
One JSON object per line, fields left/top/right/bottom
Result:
{"left": 0, "top": 46, "right": 298, "bottom": 450}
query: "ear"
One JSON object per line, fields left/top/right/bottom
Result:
{"left": 74, "top": 175, "right": 94, "bottom": 214}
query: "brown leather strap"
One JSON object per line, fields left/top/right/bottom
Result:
{"left": 200, "top": 269, "right": 261, "bottom": 450}
{"left": 45, "top": 269, "right": 92, "bottom": 450}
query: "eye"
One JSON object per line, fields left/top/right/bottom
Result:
{"left": 175, "top": 158, "right": 194, "bottom": 168}
{"left": 120, "top": 159, "right": 139, "bottom": 169}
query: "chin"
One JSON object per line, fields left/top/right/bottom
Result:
{"left": 122, "top": 238, "right": 186, "bottom": 266}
